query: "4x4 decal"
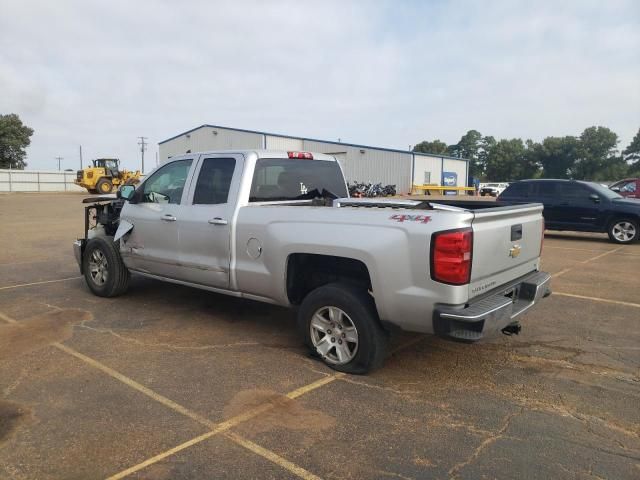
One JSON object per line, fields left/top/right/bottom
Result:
{"left": 389, "top": 214, "right": 432, "bottom": 224}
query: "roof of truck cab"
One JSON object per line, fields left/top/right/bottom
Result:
{"left": 168, "top": 150, "right": 338, "bottom": 161}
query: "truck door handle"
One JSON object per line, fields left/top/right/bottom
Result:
{"left": 208, "top": 217, "right": 228, "bottom": 225}
{"left": 161, "top": 214, "right": 177, "bottom": 222}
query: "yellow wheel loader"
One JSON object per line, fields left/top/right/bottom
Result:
{"left": 75, "top": 158, "right": 141, "bottom": 194}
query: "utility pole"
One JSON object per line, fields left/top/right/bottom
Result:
{"left": 55, "top": 156, "right": 63, "bottom": 171}
{"left": 138, "top": 136, "right": 148, "bottom": 173}
{"left": 79, "top": 145, "right": 83, "bottom": 169}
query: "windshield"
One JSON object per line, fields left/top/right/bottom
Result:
{"left": 249, "top": 158, "right": 347, "bottom": 202}
{"left": 586, "top": 182, "right": 622, "bottom": 199}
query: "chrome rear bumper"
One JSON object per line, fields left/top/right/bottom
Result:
{"left": 434, "top": 271, "right": 551, "bottom": 342}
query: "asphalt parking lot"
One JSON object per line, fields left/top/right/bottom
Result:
{"left": 1, "top": 192, "right": 639, "bottom": 480}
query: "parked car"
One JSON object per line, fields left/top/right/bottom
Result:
{"left": 480, "top": 183, "right": 509, "bottom": 197}
{"left": 73, "top": 150, "right": 551, "bottom": 373}
{"left": 609, "top": 178, "right": 639, "bottom": 199}
{"left": 498, "top": 179, "right": 640, "bottom": 243}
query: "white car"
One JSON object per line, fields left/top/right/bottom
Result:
{"left": 480, "top": 183, "right": 509, "bottom": 197}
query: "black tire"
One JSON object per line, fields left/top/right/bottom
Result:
{"left": 298, "top": 283, "right": 388, "bottom": 374}
{"left": 607, "top": 218, "right": 639, "bottom": 244}
{"left": 96, "top": 178, "right": 113, "bottom": 194}
{"left": 83, "top": 237, "right": 130, "bottom": 297}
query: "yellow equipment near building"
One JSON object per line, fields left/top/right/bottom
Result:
{"left": 75, "top": 158, "right": 141, "bottom": 194}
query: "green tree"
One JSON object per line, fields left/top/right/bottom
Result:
{"left": 413, "top": 139, "right": 449, "bottom": 155}
{"left": 574, "top": 126, "right": 619, "bottom": 180}
{"left": 448, "top": 129, "right": 483, "bottom": 177}
{"left": 484, "top": 138, "right": 540, "bottom": 181}
{"left": 623, "top": 128, "right": 640, "bottom": 173}
{"left": 477, "top": 135, "right": 496, "bottom": 179}
{"left": 532, "top": 136, "right": 579, "bottom": 179}
{"left": 0, "top": 114, "right": 34, "bottom": 169}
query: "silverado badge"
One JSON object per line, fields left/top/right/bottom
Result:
{"left": 509, "top": 245, "right": 522, "bottom": 258}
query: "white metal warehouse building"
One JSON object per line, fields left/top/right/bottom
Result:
{"left": 158, "top": 125, "right": 469, "bottom": 195}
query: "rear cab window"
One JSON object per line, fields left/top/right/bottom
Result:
{"left": 250, "top": 158, "right": 347, "bottom": 202}
{"left": 500, "top": 182, "right": 530, "bottom": 199}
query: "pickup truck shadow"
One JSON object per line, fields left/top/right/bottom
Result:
{"left": 94, "top": 275, "right": 304, "bottom": 352}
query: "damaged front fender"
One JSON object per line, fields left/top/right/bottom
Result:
{"left": 114, "top": 219, "right": 134, "bottom": 242}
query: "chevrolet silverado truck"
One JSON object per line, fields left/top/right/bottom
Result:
{"left": 73, "top": 150, "right": 551, "bottom": 373}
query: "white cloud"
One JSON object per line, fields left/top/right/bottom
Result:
{"left": 0, "top": 0, "right": 638, "bottom": 171}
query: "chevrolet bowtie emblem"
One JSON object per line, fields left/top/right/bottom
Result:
{"left": 509, "top": 245, "right": 522, "bottom": 258}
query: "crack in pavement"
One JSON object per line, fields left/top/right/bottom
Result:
{"left": 448, "top": 408, "right": 524, "bottom": 478}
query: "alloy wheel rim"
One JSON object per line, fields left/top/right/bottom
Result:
{"left": 89, "top": 250, "right": 108, "bottom": 285}
{"left": 310, "top": 306, "right": 358, "bottom": 365}
{"left": 613, "top": 222, "right": 636, "bottom": 242}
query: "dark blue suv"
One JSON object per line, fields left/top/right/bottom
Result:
{"left": 498, "top": 179, "right": 640, "bottom": 244}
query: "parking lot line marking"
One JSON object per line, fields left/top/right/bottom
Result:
{"left": 0, "top": 308, "right": 332, "bottom": 479}
{"left": 286, "top": 373, "right": 343, "bottom": 398}
{"left": 552, "top": 246, "right": 623, "bottom": 278}
{"left": 0, "top": 311, "right": 17, "bottom": 323}
{"left": 107, "top": 373, "right": 343, "bottom": 480}
{"left": 105, "top": 430, "right": 220, "bottom": 480}
{"left": 0, "top": 276, "right": 82, "bottom": 291}
{"left": 553, "top": 292, "right": 640, "bottom": 308}
{"left": 53, "top": 343, "right": 218, "bottom": 429}
{"left": 225, "top": 432, "right": 323, "bottom": 480}
{"left": 545, "top": 246, "right": 610, "bottom": 253}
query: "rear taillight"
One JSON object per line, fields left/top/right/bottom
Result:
{"left": 287, "top": 151, "right": 313, "bottom": 159}
{"left": 430, "top": 228, "right": 473, "bottom": 285}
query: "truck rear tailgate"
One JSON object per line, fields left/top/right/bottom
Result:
{"left": 468, "top": 204, "right": 544, "bottom": 300}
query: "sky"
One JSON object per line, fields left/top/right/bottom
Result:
{"left": 1, "top": 0, "right": 639, "bottom": 172}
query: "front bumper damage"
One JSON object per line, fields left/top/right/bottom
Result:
{"left": 434, "top": 271, "right": 551, "bottom": 342}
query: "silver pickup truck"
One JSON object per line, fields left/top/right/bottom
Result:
{"left": 73, "top": 150, "right": 551, "bottom": 373}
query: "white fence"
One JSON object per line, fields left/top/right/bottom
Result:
{"left": 0, "top": 169, "right": 85, "bottom": 192}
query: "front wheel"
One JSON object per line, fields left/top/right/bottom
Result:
{"left": 607, "top": 218, "right": 639, "bottom": 244}
{"left": 96, "top": 178, "right": 113, "bottom": 194}
{"left": 298, "top": 283, "right": 388, "bottom": 374}
{"left": 83, "top": 237, "right": 130, "bottom": 297}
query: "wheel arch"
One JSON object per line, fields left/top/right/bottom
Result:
{"left": 286, "top": 253, "right": 373, "bottom": 306}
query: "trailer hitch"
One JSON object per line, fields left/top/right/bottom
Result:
{"left": 501, "top": 322, "right": 522, "bottom": 336}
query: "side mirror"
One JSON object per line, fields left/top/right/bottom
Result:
{"left": 589, "top": 193, "right": 600, "bottom": 203}
{"left": 610, "top": 186, "right": 620, "bottom": 192}
{"left": 118, "top": 185, "right": 136, "bottom": 201}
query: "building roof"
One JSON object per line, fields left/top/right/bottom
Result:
{"left": 159, "top": 124, "right": 469, "bottom": 162}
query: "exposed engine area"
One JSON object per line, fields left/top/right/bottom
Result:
{"left": 83, "top": 198, "right": 124, "bottom": 238}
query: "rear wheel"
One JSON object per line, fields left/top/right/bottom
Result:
{"left": 96, "top": 178, "right": 113, "bottom": 194}
{"left": 83, "top": 237, "right": 130, "bottom": 297}
{"left": 298, "top": 283, "right": 388, "bottom": 374}
{"left": 607, "top": 218, "right": 639, "bottom": 244}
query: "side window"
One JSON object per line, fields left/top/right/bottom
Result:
{"left": 534, "top": 182, "right": 557, "bottom": 198}
{"left": 621, "top": 181, "right": 637, "bottom": 193}
{"left": 562, "top": 183, "right": 590, "bottom": 201}
{"left": 141, "top": 159, "right": 192, "bottom": 204}
{"left": 193, "top": 158, "right": 236, "bottom": 205}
